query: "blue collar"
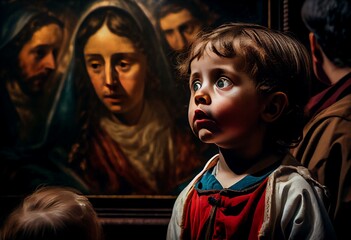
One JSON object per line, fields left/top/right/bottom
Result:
{"left": 195, "top": 161, "right": 279, "bottom": 191}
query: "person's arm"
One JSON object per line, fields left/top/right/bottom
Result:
{"left": 260, "top": 166, "right": 336, "bottom": 240}
{"left": 167, "top": 186, "right": 189, "bottom": 240}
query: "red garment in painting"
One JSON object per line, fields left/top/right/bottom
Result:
{"left": 86, "top": 128, "right": 158, "bottom": 194}
{"left": 182, "top": 178, "right": 267, "bottom": 240}
{"left": 73, "top": 125, "right": 206, "bottom": 195}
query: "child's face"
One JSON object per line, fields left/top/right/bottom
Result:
{"left": 188, "top": 48, "right": 266, "bottom": 149}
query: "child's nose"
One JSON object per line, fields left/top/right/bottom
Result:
{"left": 194, "top": 92, "right": 211, "bottom": 105}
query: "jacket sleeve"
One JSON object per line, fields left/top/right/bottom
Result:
{"left": 167, "top": 187, "right": 188, "bottom": 240}
{"left": 259, "top": 166, "right": 337, "bottom": 240}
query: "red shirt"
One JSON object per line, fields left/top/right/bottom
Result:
{"left": 182, "top": 177, "right": 268, "bottom": 240}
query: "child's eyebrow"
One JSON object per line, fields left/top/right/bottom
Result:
{"left": 189, "top": 72, "right": 200, "bottom": 81}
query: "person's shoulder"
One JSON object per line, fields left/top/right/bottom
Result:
{"left": 313, "top": 94, "right": 351, "bottom": 121}
{"left": 268, "top": 152, "right": 326, "bottom": 192}
{"left": 262, "top": 160, "right": 336, "bottom": 239}
{"left": 304, "top": 94, "right": 351, "bottom": 138}
{"left": 174, "top": 154, "right": 219, "bottom": 195}
{"left": 271, "top": 153, "right": 317, "bottom": 184}
{"left": 269, "top": 161, "right": 329, "bottom": 203}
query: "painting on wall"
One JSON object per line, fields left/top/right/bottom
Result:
{"left": 0, "top": 0, "right": 280, "bottom": 235}
{"left": 0, "top": 0, "right": 273, "bottom": 197}
{"left": 0, "top": 0, "right": 276, "bottom": 196}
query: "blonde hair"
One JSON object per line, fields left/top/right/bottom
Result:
{"left": 0, "top": 186, "right": 103, "bottom": 240}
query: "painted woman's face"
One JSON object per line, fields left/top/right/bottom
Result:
{"left": 84, "top": 24, "right": 147, "bottom": 124}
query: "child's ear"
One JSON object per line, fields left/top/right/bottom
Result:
{"left": 261, "top": 92, "right": 288, "bottom": 122}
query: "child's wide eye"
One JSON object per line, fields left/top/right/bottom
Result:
{"left": 216, "top": 77, "right": 232, "bottom": 89}
{"left": 191, "top": 80, "right": 202, "bottom": 91}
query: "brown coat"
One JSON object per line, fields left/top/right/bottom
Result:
{"left": 291, "top": 94, "right": 351, "bottom": 238}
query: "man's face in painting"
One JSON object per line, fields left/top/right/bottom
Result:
{"left": 17, "top": 23, "right": 63, "bottom": 95}
{"left": 159, "top": 8, "right": 202, "bottom": 53}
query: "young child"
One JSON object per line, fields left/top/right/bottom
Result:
{"left": 0, "top": 186, "right": 103, "bottom": 240}
{"left": 167, "top": 23, "right": 336, "bottom": 239}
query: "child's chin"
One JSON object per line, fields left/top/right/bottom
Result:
{"left": 197, "top": 129, "right": 214, "bottom": 143}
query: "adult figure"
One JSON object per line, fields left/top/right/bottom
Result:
{"left": 0, "top": 4, "right": 64, "bottom": 147}
{"left": 154, "top": 0, "right": 212, "bottom": 54}
{"left": 66, "top": 0, "right": 207, "bottom": 195}
{"left": 291, "top": 0, "right": 351, "bottom": 238}
{"left": 0, "top": 3, "right": 89, "bottom": 196}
